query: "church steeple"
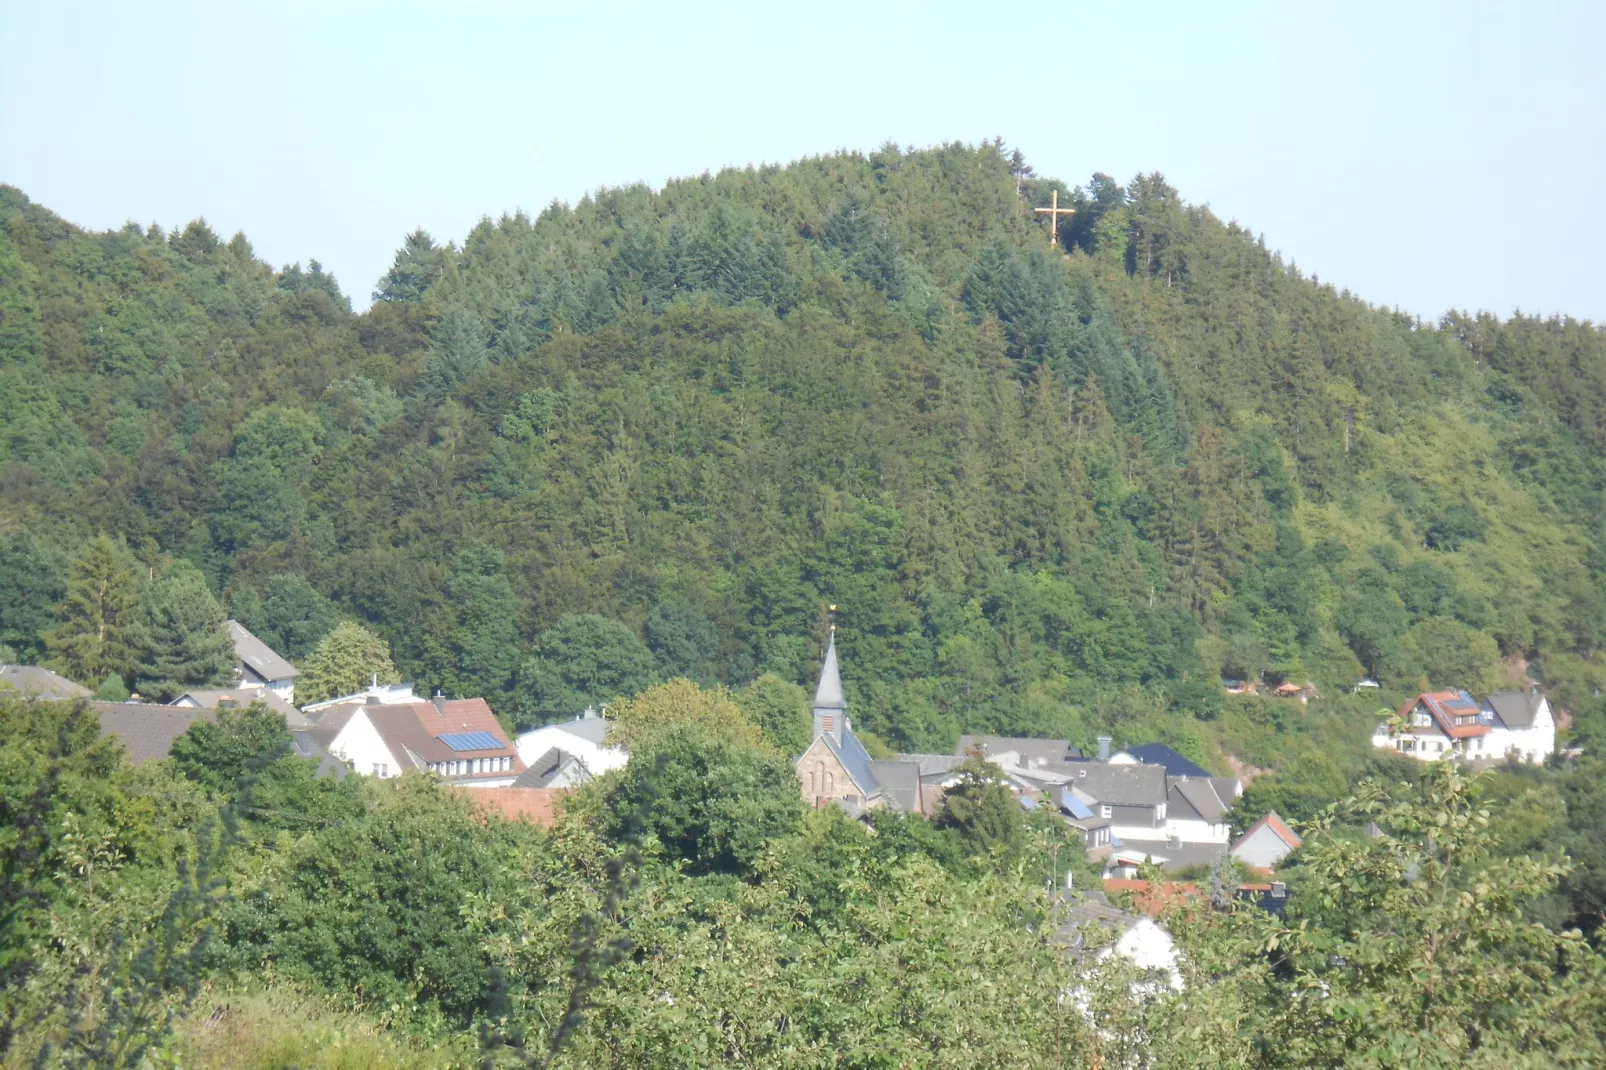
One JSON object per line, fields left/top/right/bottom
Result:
{"left": 812, "top": 611, "right": 846, "bottom": 745}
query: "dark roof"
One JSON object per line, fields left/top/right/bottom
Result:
{"left": 512, "top": 747, "right": 589, "bottom": 788}
{"left": 898, "top": 753, "right": 966, "bottom": 779}
{"left": 0, "top": 664, "right": 92, "bottom": 701}
{"left": 1058, "top": 892, "right": 1143, "bottom": 951}
{"left": 867, "top": 759, "right": 921, "bottom": 812}
{"left": 1113, "top": 840, "right": 1228, "bottom": 874}
{"left": 1118, "top": 744, "right": 1210, "bottom": 779}
{"left": 226, "top": 620, "right": 299, "bottom": 682}
{"left": 94, "top": 701, "right": 213, "bottom": 762}
{"left": 1169, "top": 778, "right": 1230, "bottom": 822}
{"left": 824, "top": 727, "right": 881, "bottom": 798}
{"left": 956, "top": 735, "right": 1080, "bottom": 766}
{"left": 1486, "top": 691, "right": 1543, "bottom": 730}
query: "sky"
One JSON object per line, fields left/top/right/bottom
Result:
{"left": 2, "top": 0, "right": 1601, "bottom": 320}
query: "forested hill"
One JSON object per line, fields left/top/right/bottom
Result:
{"left": 3, "top": 141, "right": 1604, "bottom": 758}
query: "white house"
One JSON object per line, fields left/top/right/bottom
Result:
{"left": 514, "top": 708, "right": 629, "bottom": 778}
{"left": 1230, "top": 811, "right": 1302, "bottom": 871}
{"left": 1061, "top": 894, "right": 1182, "bottom": 994}
{"left": 1372, "top": 689, "right": 1555, "bottom": 766}
{"left": 226, "top": 621, "right": 299, "bottom": 704}
{"left": 308, "top": 695, "right": 523, "bottom": 786}
{"left": 300, "top": 678, "right": 419, "bottom": 714}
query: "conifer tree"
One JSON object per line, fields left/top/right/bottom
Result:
{"left": 126, "top": 563, "right": 233, "bottom": 701}
{"left": 45, "top": 536, "right": 139, "bottom": 687}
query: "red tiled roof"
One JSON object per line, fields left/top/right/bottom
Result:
{"left": 1232, "top": 810, "right": 1302, "bottom": 853}
{"left": 368, "top": 699, "right": 525, "bottom": 778}
{"left": 1102, "top": 878, "right": 1203, "bottom": 916}
{"left": 1399, "top": 691, "right": 1491, "bottom": 739}
{"left": 456, "top": 786, "right": 565, "bottom": 826}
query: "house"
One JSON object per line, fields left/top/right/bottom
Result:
{"left": 226, "top": 620, "right": 299, "bottom": 704}
{"left": 1482, "top": 691, "right": 1556, "bottom": 764}
{"left": 955, "top": 734, "right": 1081, "bottom": 768}
{"left": 172, "top": 688, "right": 309, "bottom": 728}
{"left": 514, "top": 707, "right": 628, "bottom": 778}
{"left": 513, "top": 747, "right": 595, "bottom": 789}
{"left": 1221, "top": 678, "right": 1254, "bottom": 695}
{"left": 95, "top": 701, "right": 213, "bottom": 762}
{"left": 0, "top": 664, "right": 92, "bottom": 701}
{"left": 1060, "top": 891, "right": 1182, "bottom": 993}
{"left": 1057, "top": 790, "right": 1113, "bottom": 848}
{"left": 300, "top": 678, "right": 420, "bottom": 714}
{"left": 1230, "top": 811, "right": 1302, "bottom": 871}
{"left": 795, "top": 632, "right": 932, "bottom": 816}
{"left": 1371, "top": 689, "right": 1555, "bottom": 766}
{"left": 307, "top": 695, "right": 524, "bottom": 785}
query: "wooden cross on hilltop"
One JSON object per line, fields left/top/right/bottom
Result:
{"left": 1035, "top": 189, "right": 1075, "bottom": 249}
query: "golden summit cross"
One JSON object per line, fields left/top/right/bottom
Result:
{"left": 1034, "top": 189, "right": 1076, "bottom": 249}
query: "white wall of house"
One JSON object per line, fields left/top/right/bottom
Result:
{"left": 1488, "top": 700, "right": 1555, "bottom": 765}
{"left": 1162, "top": 815, "right": 1230, "bottom": 844}
{"left": 515, "top": 724, "right": 628, "bottom": 775}
{"left": 327, "top": 710, "right": 403, "bottom": 778}
{"left": 1104, "top": 919, "right": 1183, "bottom": 992}
{"left": 1232, "top": 825, "right": 1296, "bottom": 870}
{"left": 236, "top": 674, "right": 296, "bottom": 705}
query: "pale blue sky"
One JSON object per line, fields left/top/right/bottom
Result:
{"left": 2, "top": 1, "right": 1601, "bottom": 320}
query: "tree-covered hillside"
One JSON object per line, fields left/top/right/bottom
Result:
{"left": 3, "top": 142, "right": 1603, "bottom": 767}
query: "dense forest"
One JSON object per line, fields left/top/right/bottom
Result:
{"left": 4, "top": 141, "right": 1606, "bottom": 1065}
{"left": 3, "top": 141, "right": 1604, "bottom": 782}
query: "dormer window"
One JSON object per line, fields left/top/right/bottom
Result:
{"left": 1100, "top": 805, "right": 1111, "bottom": 818}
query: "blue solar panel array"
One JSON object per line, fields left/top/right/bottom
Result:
{"left": 438, "top": 731, "right": 503, "bottom": 752}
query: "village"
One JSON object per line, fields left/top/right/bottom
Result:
{"left": 0, "top": 614, "right": 1561, "bottom": 979}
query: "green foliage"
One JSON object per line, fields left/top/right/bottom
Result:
{"left": 595, "top": 724, "right": 804, "bottom": 878}
{"left": 733, "top": 672, "right": 812, "bottom": 755}
{"left": 516, "top": 615, "right": 656, "bottom": 728}
{"left": 0, "top": 531, "right": 63, "bottom": 662}
{"left": 604, "top": 677, "right": 767, "bottom": 752}
{"left": 126, "top": 562, "right": 233, "bottom": 702}
{"left": 932, "top": 751, "right": 1027, "bottom": 864}
{"left": 45, "top": 536, "right": 138, "bottom": 686}
{"left": 229, "top": 573, "right": 338, "bottom": 662}
{"left": 294, "top": 621, "right": 399, "bottom": 705}
{"left": 169, "top": 704, "right": 293, "bottom": 797}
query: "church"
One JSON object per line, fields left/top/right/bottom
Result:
{"left": 795, "top": 631, "right": 949, "bottom": 816}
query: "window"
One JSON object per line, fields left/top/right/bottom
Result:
{"left": 1100, "top": 805, "right": 1112, "bottom": 818}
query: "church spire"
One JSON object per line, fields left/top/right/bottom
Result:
{"left": 812, "top": 609, "right": 846, "bottom": 745}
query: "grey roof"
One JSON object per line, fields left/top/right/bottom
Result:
{"left": 173, "top": 688, "right": 309, "bottom": 728}
{"left": 513, "top": 746, "right": 591, "bottom": 788}
{"left": 290, "top": 730, "right": 348, "bottom": 779}
{"left": 1059, "top": 892, "right": 1143, "bottom": 951}
{"left": 94, "top": 701, "right": 213, "bottom": 762}
{"left": 813, "top": 634, "right": 846, "bottom": 710}
{"left": 0, "top": 664, "right": 92, "bottom": 701}
{"left": 867, "top": 760, "right": 921, "bottom": 812}
{"left": 1113, "top": 840, "right": 1228, "bottom": 873}
{"left": 1119, "top": 743, "right": 1211, "bottom": 778}
{"left": 825, "top": 727, "right": 880, "bottom": 799}
{"left": 1486, "top": 691, "right": 1543, "bottom": 729}
{"left": 898, "top": 752, "right": 966, "bottom": 779}
{"left": 1051, "top": 761, "right": 1168, "bottom": 807}
{"left": 1170, "top": 778, "right": 1229, "bottom": 822}
{"left": 956, "top": 735, "right": 1079, "bottom": 766}
{"left": 549, "top": 715, "right": 610, "bottom": 745}
{"left": 226, "top": 620, "right": 299, "bottom": 682}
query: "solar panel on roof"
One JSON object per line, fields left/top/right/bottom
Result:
{"left": 438, "top": 731, "right": 503, "bottom": 751}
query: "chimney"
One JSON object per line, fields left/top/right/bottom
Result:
{"left": 1097, "top": 736, "right": 1112, "bottom": 761}
{"left": 367, "top": 694, "right": 381, "bottom": 705}
{"left": 432, "top": 688, "right": 446, "bottom": 716}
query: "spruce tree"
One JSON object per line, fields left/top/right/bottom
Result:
{"left": 45, "top": 535, "right": 139, "bottom": 687}
{"left": 127, "top": 563, "right": 233, "bottom": 701}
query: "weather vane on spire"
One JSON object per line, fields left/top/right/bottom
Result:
{"left": 1035, "top": 189, "right": 1075, "bottom": 250}
{"left": 827, "top": 604, "right": 838, "bottom": 633}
